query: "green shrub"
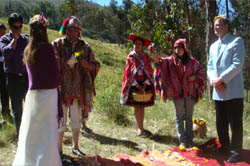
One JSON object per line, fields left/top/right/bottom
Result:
{"left": 95, "top": 86, "right": 131, "bottom": 126}
{"left": 0, "top": 122, "right": 16, "bottom": 147}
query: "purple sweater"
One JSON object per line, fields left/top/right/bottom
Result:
{"left": 0, "top": 32, "right": 29, "bottom": 74}
{"left": 26, "top": 43, "right": 61, "bottom": 90}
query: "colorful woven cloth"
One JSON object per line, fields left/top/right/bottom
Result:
{"left": 62, "top": 138, "right": 250, "bottom": 166}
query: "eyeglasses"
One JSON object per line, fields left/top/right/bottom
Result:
{"left": 12, "top": 25, "right": 23, "bottom": 30}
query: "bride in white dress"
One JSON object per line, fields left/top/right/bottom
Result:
{"left": 12, "top": 14, "right": 62, "bottom": 166}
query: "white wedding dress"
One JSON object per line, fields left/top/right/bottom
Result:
{"left": 13, "top": 89, "right": 62, "bottom": 166}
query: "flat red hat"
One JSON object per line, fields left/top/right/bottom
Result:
{"left": 129, "top": 33, "right": 152, "bottom": 47}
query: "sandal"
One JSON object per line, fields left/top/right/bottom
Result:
{"left": 72, "top": 148, "right": 86, "bottom": 157}
{"left": 136, "top": 129, "right": 143, "bottom": 136}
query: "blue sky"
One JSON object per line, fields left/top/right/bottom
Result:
{"left": 92, "top": 0, "right": 234, "bottom": 16}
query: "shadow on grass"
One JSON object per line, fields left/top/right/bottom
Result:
{"left": 82, "top": 131, "right": 142, "bottom": 152}
{"left": 148, "top": 134, "right": 179, "bottom": 146}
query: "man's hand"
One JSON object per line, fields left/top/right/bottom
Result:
{"left": 12, "top": 30, "right": 20, "bottom": 40}
{"left": 81, "top": 60, "right": 91, "bottom": 70}
{"left": 212, "top": 77, "right": 223, "bottom": 88}
{"left": 215, "top": 84, "right": 226, "bottom": 92}
{"left": 11, "top": 30, "right": 21, "bottom": 49}
{"left": 212, "top": 77, "right": 226, "bottom": 92}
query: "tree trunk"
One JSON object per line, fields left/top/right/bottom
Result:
{"left": 225, "top": 0, "right": 229, "bottom": 18}
{"left": 205, "top": 0, "right": 217, "bottom": 100}
{"left": 184, "top": 0, "right": 193, "bottom": 57}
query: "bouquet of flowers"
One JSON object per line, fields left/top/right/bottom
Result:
{"left": 192, "top": 118, "right": 208, "bottom": 138}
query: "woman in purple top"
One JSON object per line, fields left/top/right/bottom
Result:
{"left": 13, "top": 14, "right": 62, "bottom": 166}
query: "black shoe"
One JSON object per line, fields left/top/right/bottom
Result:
{"left": 227, "top": 151, "right": 242, "bottom": 163}
{"left": 141, "top": 129, "right": 152, "bottom": 137}
{"left": 72, "top": 148, "right": 86, "bottom": 157}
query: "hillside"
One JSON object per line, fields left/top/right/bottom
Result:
{"left": 0, "top": 0, "right": 64, "bottom": 6}
{"left": 0, "top": 19, "right": 250, "bottom": 166}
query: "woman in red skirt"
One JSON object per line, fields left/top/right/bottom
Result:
{"left": 121, "top": 34, "right": 155, "bottom": 136}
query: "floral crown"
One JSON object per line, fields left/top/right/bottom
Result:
{"left": 29, "top": 14, "right": 48, "bottom": 27}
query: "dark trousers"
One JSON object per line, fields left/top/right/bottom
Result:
{"left": 215, "top": 98, "right": 243, "bottom": 153}
{"left": 6, "top": 73, "right": 28, "bottom": 136}
{"left": 0, "top": 62, "right": 10, "bottom": 119}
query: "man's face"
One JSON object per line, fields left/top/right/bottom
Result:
{"left": 66, "top": 27, "right": 80, "bottom": 42}
{"left": 10, "top": 22, "right": 22, "bottom": 35}
{"left": 0, "top": 28, "right": 6, "bottom": 37}
{"left": 214, "top": 19, "right": 228, "bottom": 38}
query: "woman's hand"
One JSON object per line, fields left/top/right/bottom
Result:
{"left": 189, "top": 75, "right": 196, "bottom": 82}
{"left": 148, "top": 46, "right": 159, "bottom": 64}
{"left": 136, "top": 84, "right": 145, "bottom": 93}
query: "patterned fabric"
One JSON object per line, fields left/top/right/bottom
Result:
{"left": 120, "top": 50, "right": 155, "bottom": 106}
{"left": 53, "top": 37, "right": 100, "bottom": 107}
{"left": 155, "top": 55, "right": 205, "bottom": 102}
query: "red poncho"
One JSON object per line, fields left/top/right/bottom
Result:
{"left": 155, "top": 55, "right": 205, "bottom": 102}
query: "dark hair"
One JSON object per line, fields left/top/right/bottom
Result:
{"left": 174, "top": 45, "right": 190, "bottom": 64}
{"left": 23, "top": 21, "right": 48, "bottom": 65}
{"left": 8, "top": 13, "right": 23, "bottom": 25}
{"left": 181, "top": 52, "right": 190, "bottom": 64}
{"left": 133, "top": 37, "right": 144, "bottom": 45}
{"left": 0, "top": 23, "right": 6, "bottom": 30}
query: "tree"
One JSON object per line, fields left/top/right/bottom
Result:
{"left": 184, "top": 0, "right": 193, "bottom": 56}
{"left": 61, "top": 0, "right": 84, "bottom": 16}
{"left": 230, "top": 0, "right": 250, "bottom": 101}
{"left": 110, "top": 0, "right": 118, "bottom": 14}
{"left": 204, "top": 0, "right": 217, "bottom": 99}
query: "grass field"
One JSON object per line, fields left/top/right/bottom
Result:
{"left": 0, "top": 18, "right": 250, "bottom": 165}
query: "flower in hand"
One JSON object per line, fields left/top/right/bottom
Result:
{"left": 189, "top": 75, "right": 196, "bottom": 82}
{"left": 74, "top": 52, "right": 80, "bottom": 58}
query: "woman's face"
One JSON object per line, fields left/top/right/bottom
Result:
{"left": 134, "top": 39, "right": 143, "bottom": 53}
{"left": 174, "top": 46, "right": 185, "bottom": 57}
